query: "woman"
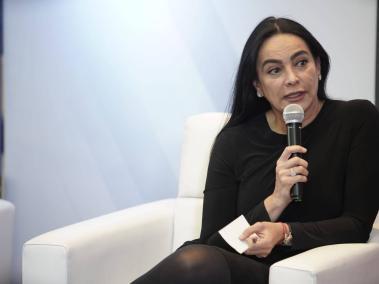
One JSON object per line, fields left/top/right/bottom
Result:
{"left": 132, "top": 16, "right": 379, "bottom": 284}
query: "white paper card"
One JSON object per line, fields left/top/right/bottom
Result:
{"left": 218, "top": 215, "right": 250, "bottom": 254}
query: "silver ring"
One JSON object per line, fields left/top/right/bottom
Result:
{"left": 290, "top": 168, "right": 296, "bottom": 177}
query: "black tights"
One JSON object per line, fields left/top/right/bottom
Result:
{"left": 131, "top": 244, "right": 269, "bottom": 284}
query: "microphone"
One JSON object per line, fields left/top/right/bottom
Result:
{"left": 283, "top": 104, "right": 304, "bottom": 202}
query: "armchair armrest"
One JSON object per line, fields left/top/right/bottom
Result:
{"left": 23, "top": 199, "right": 175, "bottom": 284}
{"left": 270, "top": 242, "right": 379, "bottom": 284}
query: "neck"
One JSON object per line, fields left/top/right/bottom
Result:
{"left": 266, "top": 100, "right": 324, "bottom": 134}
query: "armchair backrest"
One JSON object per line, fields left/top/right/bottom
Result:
{"left": 173, "top": 113, "right": 229, "bottom": 250}
{"left": 177, "top": 112, "right": 230, "bottom": 198}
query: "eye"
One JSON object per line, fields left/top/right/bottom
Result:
{"left": 296, "top": 59, "right": 308, "bottom": 67}
{"left": 267, "top": 67, "right": 281, "bottom": 75}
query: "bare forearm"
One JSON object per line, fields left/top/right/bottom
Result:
{"left": 264, "top": 194, "right": 290, "bottom": 221}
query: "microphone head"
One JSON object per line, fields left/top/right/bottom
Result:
{"left": 283, "top": 104, "right": 304, "bottom": 124}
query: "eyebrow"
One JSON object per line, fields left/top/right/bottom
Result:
{"left": 261, "top": 50, "right": 310, "bottom": 70}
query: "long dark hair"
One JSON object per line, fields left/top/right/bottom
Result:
{"left": 223, "top": 17, "right": 330, "bottom": 130}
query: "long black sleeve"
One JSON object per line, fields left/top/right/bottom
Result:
{"left": 199, "top": 129, "right": 271, "bottom": 250}
{"left": 289, "top": 100, "right": 379, "bottom": 250}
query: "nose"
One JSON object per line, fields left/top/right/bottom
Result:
{"left": 285, "top": 68, "right": 299, "bottom": 86}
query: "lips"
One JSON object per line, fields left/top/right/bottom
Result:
{"left": 284, "top": 91, "right": 305, "bottom": 101}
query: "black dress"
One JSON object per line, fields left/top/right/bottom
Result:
{"left": 132, "top": 99, "right": 379, "bottom": 284}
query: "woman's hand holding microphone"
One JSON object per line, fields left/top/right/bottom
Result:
{"left": 239, "top": 145, "right": 308, "bottom": 258}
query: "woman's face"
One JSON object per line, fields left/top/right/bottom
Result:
{"left": 254, "top": 33, "right": 321, "bottom": 117}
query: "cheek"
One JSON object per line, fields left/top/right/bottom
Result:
{"left": 310, "top": 76, "right": 319, "bottom": 91}
{"left": 261, "top": 79, "right": 282, "bottom": 95}
{"left": 303, "top": 72, "right": 318, "bottom": 91}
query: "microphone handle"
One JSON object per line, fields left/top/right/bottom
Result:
{"left": 287, "top": 123, "right": 303, "bottom": 202}
{"left": 290, "top": 153, "right": 303, "bottom": 202}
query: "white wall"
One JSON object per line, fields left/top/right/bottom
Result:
{"left": 3, "top": 0, "right": 376, "bottom": 282}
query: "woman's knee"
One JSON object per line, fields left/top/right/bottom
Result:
{"left": 174, "top": 245, "right": 215, "bottom": 270}
{"left": 132, "top": 244, "right": 230, "bottom": 284}
{"left": 169, "top": 245, "right": 230, "bottom": 281}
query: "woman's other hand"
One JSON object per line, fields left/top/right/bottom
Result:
{"left": 239, "top": 222, "right": 283, "bottom": 257}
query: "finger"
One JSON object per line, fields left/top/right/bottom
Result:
{"left": 245, "top": 244, "right": 270, "bottom": 257}
{"left": 281, "top": 174, "right": 308, "bottom": 184}
{"left": 286, "top": 156, "right": 308, "bottom": 168}
{"left": 286, "top": 166, "right": 309, "bottom": 177}
{"left": 243, "top": 236, "right": 260, "bottom": 255}
{"left": 247, "top": 242, "right": 272, "bottom": 257}
{"left": 240, "top": 227, "right": 257, "bottom": 240}
{"left": 277, "top": 158, "right": 308, "bottom": 175}
{"left": 293, "top": 166, "right": 309, "bottom": 176}
{"left": 244, "top": 241, "right": 259, "bottom": 255}
{"left": 278, "top": 166, "right": 308, "bottom": 180}
{"left": 240, "top": 222, "right": 263, "bottom": 240}
{"left": 244, "top": 237, "right": 254, "bottom": 251}
{"left": 251, "top": 233, "right": 260, "bottom": 243}
{"left": 278, "top": 146, "right": 307, "bottom": 162}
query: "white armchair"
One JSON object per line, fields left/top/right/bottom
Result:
{"left": 0, "top": 199, "right": 15, "bottom": 284}
{"left": 22, "top": 113, "right": 379, "bottom": 284}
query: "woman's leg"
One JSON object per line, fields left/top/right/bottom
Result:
{"left": 131, "top": 244, "right": 269, "bottom": 284}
